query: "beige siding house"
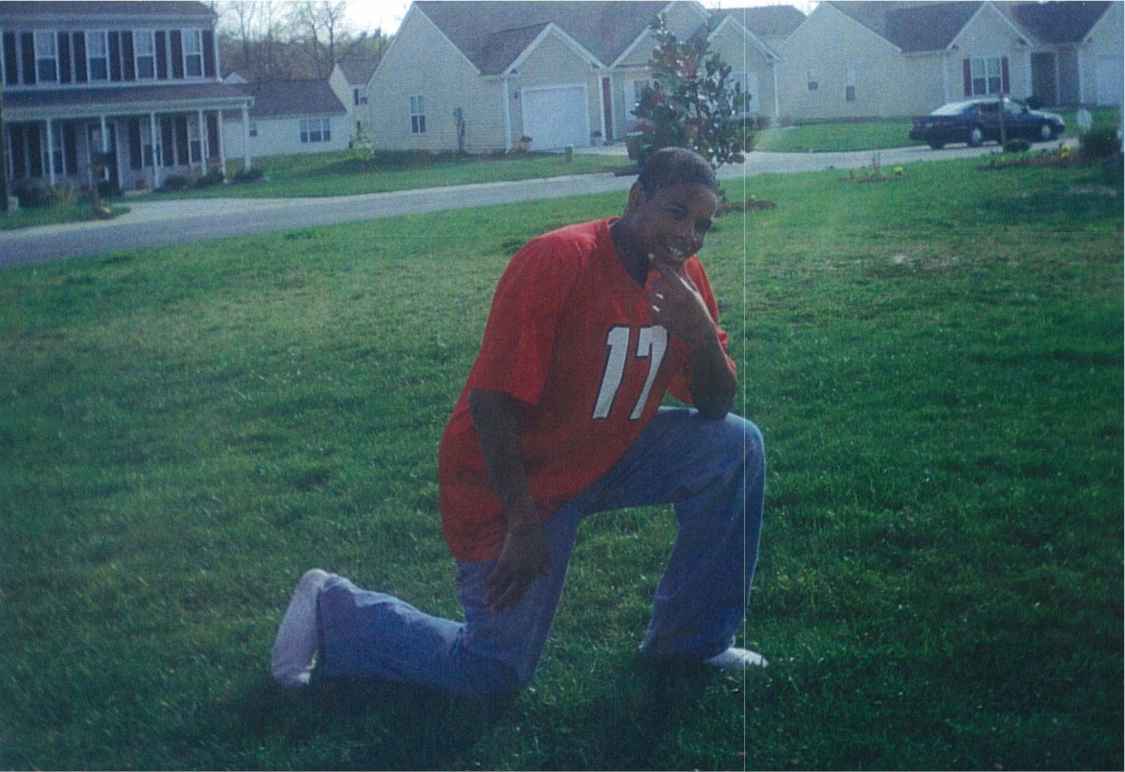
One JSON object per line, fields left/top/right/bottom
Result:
{"left": 369, "top": 1, "right": 803, "bottom": 153}
{"left": 778, "top": 1, "right": 1123, "bottom": 122}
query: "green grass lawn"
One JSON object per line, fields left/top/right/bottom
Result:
{"left": 0, "top": 201, "right": 129, "bottom": 231}
{"left": 1, "top": 158, "right": 1121, "bottom": 769}
{"left": 134, "top": 149, "right": 628, "bottom": 200}
{"left": 752, "top": 107, "right": 1120, "bottom": 152}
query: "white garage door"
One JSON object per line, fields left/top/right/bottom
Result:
{"left": 522, "top": 85, "right": 589, "bottom": 150}
{"left": 1096, "top": 55, "right": 1123, "bottom": 106}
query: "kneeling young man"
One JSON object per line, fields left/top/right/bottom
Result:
{"left": 271, "top": 147, "right": 767, "bottom": 695}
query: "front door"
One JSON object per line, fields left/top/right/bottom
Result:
{"left": 1031, "top": 52, "right": 1057, "bottom": 106}
{"left": 87, "top": 123, "right": 120, "bottom": 191}
{"left": 601, "top": 77, "right": 613, "bottom": 142}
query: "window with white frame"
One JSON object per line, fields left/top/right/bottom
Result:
{"left": 300, "top": 117, "right": 331, "bottom": 143}
{"left": 88, "top": 31, "right": 109, "bottom": 80}
{"left": 409, "top": 95, "right": 426, "bottom": 134}
{"left": 970, "top": 56, "right": 1002, "bottom": 95}
{"left": 184, "top": 29, "right": 203, "bottom": 77}
{"left": 353, "top": 87, "right": 366, "bottom": 106}
{"left": 135, "top": 30, "right": 155, "bottom": 79}
{"left": 35, "top": 31, "right": 58, "bottom": 82}
{"left": 846, "top": 64, "right": 857, "bottom": 102}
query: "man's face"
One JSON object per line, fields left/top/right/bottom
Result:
{"left": 627, "top": 182, "right": 719, "bottom": 270}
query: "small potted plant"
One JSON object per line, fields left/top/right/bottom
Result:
{"left": 514, "top": 135, "right": 532, "bottom": 153}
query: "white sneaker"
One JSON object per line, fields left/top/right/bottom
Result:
{"left": 705, "top": 647, "right": 768, "bottom": 670}
{"left": 271, "top": 569, "right": 330, "bottom": 687}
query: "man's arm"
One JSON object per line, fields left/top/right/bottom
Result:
{"left": 648, "top": 263, "right": 737, "bottom": 420}
{"left": 468, "top": 388, "right": 550, "bottom": 611}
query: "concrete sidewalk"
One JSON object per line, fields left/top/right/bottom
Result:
{"left": 2, "top": 141, "right": 1054, "bottom": 269}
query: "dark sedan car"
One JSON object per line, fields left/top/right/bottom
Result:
{"left": 910, "top": 97, "right": 1066, "bottom": 149}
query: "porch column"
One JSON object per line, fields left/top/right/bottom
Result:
{"left": 502, "top": 77, "right": 513, "bottom": 152}
{"left": 217, "top": 110, "right": 227, "bottom": 178}
{"left": 772, "top": 63, "right": 780, "bottom": 119}
{"left": 46, "top": 119, "right": 56, "bottom": 186}
{"left": 99, "top": 114, "right": 109, "bottom": 182}
{"left": 198, "top": 109, "right": 208, "bottom": 169}
{"left": 241, "top": 103, "right": 251, "bottom": 170}
{"left": 150, "top": 112, "right": 161, "bottom": 189}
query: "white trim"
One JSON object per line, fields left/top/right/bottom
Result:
{"left": 950, "top": 2, "right": 1028, "bottom": 51}
{"left": 34, "top": 29, "right": 59, "bottom": 84}
{"left": 708, "top": 15, "right": 777, "bottom": 62}
{"left": 87, "top": 29, "right": 109, "bottom": 82}
{"left": 942, "top": 50, "right": 951, "bottom": 102}
{"left": 1082, "top": 2, "right": 1116, "bottom": 46}
{"left": 183, "top": 28, "right": 204, "bottom": 79}
{"left": 241, "top": 103, "right": 251, "bottom": 169}
{"left": 0, "top": 28, "right": 7, "bottom": 86}
{"left": 149, "top": 111, "right": 161, "bottom": 187}
{"left": 389, "top": 4, "right": 482, "bottom": 78}
{"left": 4, "top": 96, "right": 253, "bottom": 122}
{"left": 1024, "top": 47, "right": 1032, "bottom": 98}
{"left": 45, "top": 118, "right": 56, "bottom": 184}
{"left": 134, "top": 28, "right": 156, "bottom": 80}
{"left": 1076, "top": 46, "right": 1085, "bottom": 103}
{"left": 519, "top": 81, "right": 591, "bottom": 150}
{"left": 504, "top": 22, "right": 604, "bottom": 76}
{"left": 612, "top": 27, "right": 656, "bottom": 68}
{"left": 502, "top": 77, "right": 513, "bottom": 151}
{"left": 819, "top": 2, "right": 902, "bottom": 54}
{"left": 772, "top": 62, "right": 780, "bottom": 118}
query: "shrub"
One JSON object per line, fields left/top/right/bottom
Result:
{"left": 14, "top": 179, "right": 56, "bottom": 208}
{"left": 51, "top": 183, "right": 78, "bottom": 206}
{"left": 194, "top": 168, "right": 225, "bottom": 188}
{"left": 96, "top": 180, "right": 120, "bottom": 199}
{"left": 232, "top": 167, "right": 264, "bottom": 183}
{"left": 1080, "top": 127, "right": 1121, "bottom": 161}
{"left": 159, "top": 175, "right": 191, "bottom": 192}
{"left": 1004, "top": 138, "right": 1031, "bottom": 153}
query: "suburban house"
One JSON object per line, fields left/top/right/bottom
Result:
{"left": 777, "top": 1, "right": 1124, "bottom": 121}
{"left": 331, "top": 55, "right": 380, "bottom": 142}
{"left": 367, "top": 0, "right": 803, "bottom": 153}
{"left": 1, "top": 1, "right": 255, "bottom": 194}
{"left": 222, "top": 78, "right": 349, "bottom": 159}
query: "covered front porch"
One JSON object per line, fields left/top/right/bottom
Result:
{"left": 2, "top": 83, "right": 254, "bottom": 194}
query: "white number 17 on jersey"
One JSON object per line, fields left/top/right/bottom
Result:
{"left": 592, "top": 325, "right": 668, "bottom": 420}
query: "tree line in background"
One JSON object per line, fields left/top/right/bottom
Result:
{"left": 214, "top": 0, "right": 392, "bottom": 82}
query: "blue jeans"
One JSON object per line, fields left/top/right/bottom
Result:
{"left": 316, "top": 408, "right": 765, "bottom": 697}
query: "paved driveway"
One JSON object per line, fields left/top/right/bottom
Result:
{"left": 0, "top": 140, "right": 1065, "bottom": 269}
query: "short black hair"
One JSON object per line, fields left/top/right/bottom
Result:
{"left": 636, "top": 147, "right": 718, "bottom": 195}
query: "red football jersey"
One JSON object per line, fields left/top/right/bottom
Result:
{"left": 437, "top": 218, "right": 733, "bottom": 561}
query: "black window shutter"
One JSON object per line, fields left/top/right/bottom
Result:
{"left": 109, "top": 31, "right": 122, "bottom": 81}
{"left": 20, "top": 32, "right": 36, "bottom": 85}
{"left": 1001, "top": 56, "right": 1010, "bottom": 94}
{"left": 10, "top": 125, "right": 25, "bottom": 178}
{"left": 963, "top": 58, "right": 972, "bottom": 96}
{"left": 171, "top": 30, "right": 184, "bottom": 79}
{"left": 175, "top": 116, "right": 189, "bottom": 164}
{"left": 161, "top": 119, "right": 175, "bottom": 167}
{"left": 123, "top": 31, "right": 135, "bottom": 80}
{"left": 155, "top": 31, "right": 167, "bottom": 79}
{"left": 58, "top": 32, "right": 71, "bottom": 83}
{"left": 28, "top": 124, "right": 43, "bottom": 177}
{"left": 73, "top": 32, "right": 87, "bottom": 82}
{"left": 3, "top": 32, "right": 17, "bottom": 86}
{"left": 65, "top": 124, "right": 78, "bottom": 175}
{"left": 203, "top": 29, "right": 215, "bottom": 78}
{"left": 128, "top": 119, "right": 143, "bottom": 169}
{"left": 207, "top": 113, "right": 220, "bottom": 160}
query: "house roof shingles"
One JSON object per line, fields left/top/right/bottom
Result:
{"left": 711, "top": 6, "right": 806, "bottom": 38}
{"left": 237, "top": 80, "right": 347, "bottom": 118}
{"left": 336, "top": 56, "right": 381, "bottom": 85}
{"left": 3, "top": 82, "right": 249, "bottom": 111}
{"left": 0, "top": 1, "right": 215, "bottom": 19}
{"left": 415, "top": 1, "right": 670, "bottom": 73}
{"left": 829, "top": 0, "right": 1113, "bottom": 51}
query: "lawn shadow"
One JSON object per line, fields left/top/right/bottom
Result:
{"left": 541, "top": 656, "right": 718, "bottom": 770}
{"left": 213, "top": 675, "right": 513, "bottom": 770}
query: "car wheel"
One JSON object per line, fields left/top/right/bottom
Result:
{"left": 1039, "top": 123, "right": 1053, "bottom": 142}
{"left": 968, "top": 126, "right": 984, "bottom": 147}
{"left": 928, "top": 141, "right": 945, "bottom": 150}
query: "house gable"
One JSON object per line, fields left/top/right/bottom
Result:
{"left": 709, "top": 15, "right": 778, "bottom": 63}
{"left": 505, "top": 22, "right": 603, "bottom": 76}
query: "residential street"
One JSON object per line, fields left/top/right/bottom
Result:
{"left": 0, "top": 141, "right": 1060, "bottom": 269}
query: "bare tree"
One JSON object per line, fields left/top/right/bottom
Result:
{"left": 291, "top": 0, "right": 349, "bottom": 79}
